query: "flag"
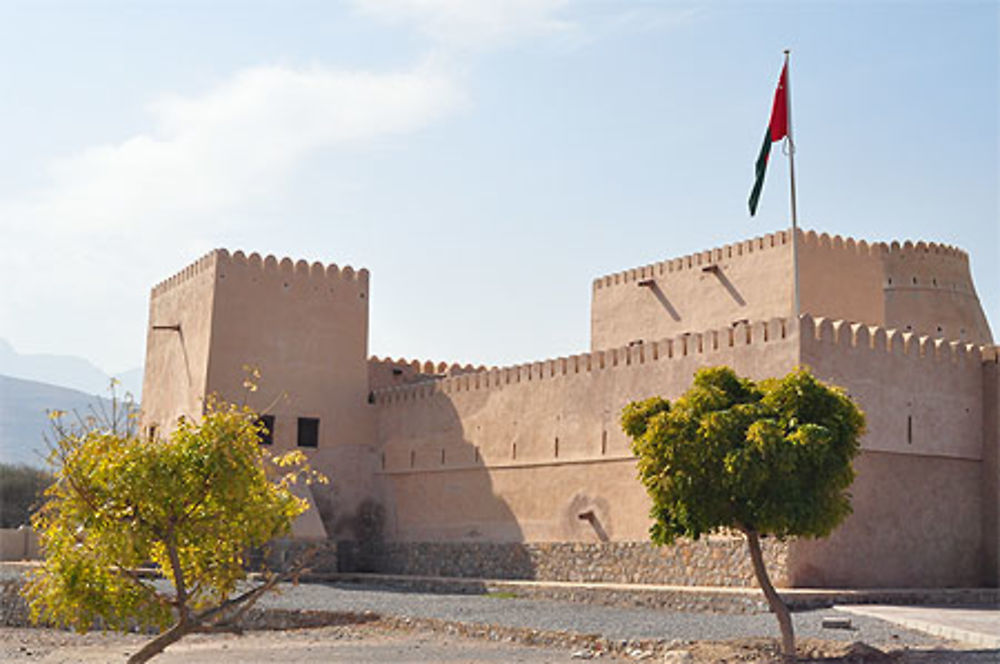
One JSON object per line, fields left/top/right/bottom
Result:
{"left": 748, "top": 62, "right": 789, "bottom": 216}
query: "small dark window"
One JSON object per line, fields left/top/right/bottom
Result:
{"left": 410, "top": 450, "right": 415, "bottom": 468}
{"left": 907, "top": 415, "right": 912, "bottom": 445}
{"left": 380, "top": 452, "right": 386, "bottom": 470}
{"left": 147, "top": 424, "right": 157, "bottom": 441}
{"left": 257, "top": 415, "right": 275, "bottom": 446}
{"left": 601, "top": 430, "right": 607, "bottom": 455}
{"left": 297, "top": 417, "right": 319, "bottom": 448}
{"left": 554, "top": 437, "right": 560, "bottom": 458}
{"left": 512, "top": 443, "right": 517, "bottom": 460}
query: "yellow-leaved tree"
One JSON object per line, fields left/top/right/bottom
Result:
{"left": 24, "top": 390, "right": 324, "bottom": 664}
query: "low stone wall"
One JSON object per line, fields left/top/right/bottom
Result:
{"left": 337, "top": 538, "right": 789, "bottom": 587}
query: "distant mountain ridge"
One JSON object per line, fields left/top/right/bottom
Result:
{"left": 0, "top": 338, "right": 142, "bottom": 399}
{"left": 0, "top": 375, "right": 116, "bottom": 468}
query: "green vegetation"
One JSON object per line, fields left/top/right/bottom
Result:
{"left": 0, "top": 463, "right": 53, "bottom": 528}
{"left": 24, "top": 392, "right": 325, "bottom": 664}
{"left": 622, "top": 366, "right": 865, "bottom": 662}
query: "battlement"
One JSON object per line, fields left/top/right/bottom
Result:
{"left": 592, "top": 228, "right": 969, "bottom": 293}
{"left": 368, "top": 356, "right": 490, "bottom": 390}
{"left": 801, "top": 315, "right": 996, "bottom": 365}
{"left": 798, "top": 230, "right": 967, "bottom": 260}
{"left": 375, "top": 313, "right": 998, "bottom": 407}
{"left": 593, "top": 229, "right": 792, "bottom": 290}
{"left": 374, "top": 316, "right": 794, "bottom": 405}
{"left": 151, "top": 249, "right": 219, "bottom": 298}
{"left": 151, "top": 249, "right": 369, "bottom": 299}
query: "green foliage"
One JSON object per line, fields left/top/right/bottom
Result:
{"left": 0, "top": 463, "right": 53, "bottom": 528}
{"left": 624, "top": 366, "right": 866, "bottom": 545}
{"left": 23, "top": 395, "right": 321, "bottom": 636}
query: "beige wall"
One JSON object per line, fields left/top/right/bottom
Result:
{"left": 881, "top": 240, "right": 993, "bottom": 345}
{"left": 794, "top": 315, "right": 990, "bottom": 586}
{"left": 591, "top": 231, "right": 795, "bottom": 350}
{"left": 141, "top": 251, "right": 219, "bottom": 431}
{"left": 591, "top": 229, "right": 993, "bottom": 352}
{"left": 788, "top": 452, "right": 983, "bottom": 588}
{"left": 376, "top": 318, "right": 799, "bottom": 543}
{"left": 203, "top": 250, "right": 378, "bottom": 537}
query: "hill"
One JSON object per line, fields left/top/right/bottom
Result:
{"left": 0, "top": 375, "right": 116, "bottom": 468}
{"left": 0, "top": 338, "right": 142, "bottom": 399}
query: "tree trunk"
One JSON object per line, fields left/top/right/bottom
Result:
{"left": 126, "top": 621, "right": 193, "bottom": 664}
{"left": 743, "top": 527, "right": 795, "bottom": 662}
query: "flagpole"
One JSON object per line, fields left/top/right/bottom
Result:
{"left": 784, "top": 49, "right": 801, "bottom": 318}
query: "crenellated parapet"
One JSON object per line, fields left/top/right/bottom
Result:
{"left": 151, "top": 250, "right": 220, "bottom": 298}
{"left": 375, "top": 316, "right": 793, "bottom": 405}
{"left": 150, "top": 248, "right": 370, "bottom": 300}
{"left": 592, "top": 230, "right": 792, "bottom": 291}
{"left": 368, "top": 356, "right": 490, "bottom": 390}
{"left": 799, "top": 314, "right": 992, "bottom": 364}
{"left": 214, "top": 249, "right": 369, "bottom": 288}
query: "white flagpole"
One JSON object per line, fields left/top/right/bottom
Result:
{"left": 784, "top": 49, "right": 801, "bottom": 318}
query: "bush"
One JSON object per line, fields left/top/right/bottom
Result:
{"left": 0, "top": 463, "right": 52, "bottom": 528}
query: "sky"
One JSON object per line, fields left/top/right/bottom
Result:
{"left": 0, "top": 0, "right": 997, "bottom": 377}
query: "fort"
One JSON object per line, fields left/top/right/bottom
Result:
{"left": 141, "top": 228, "right": 999, "bottom": 589}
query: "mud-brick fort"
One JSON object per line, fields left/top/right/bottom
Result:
{"left": 141, "top": 228, "right": 999, "bottom": 589}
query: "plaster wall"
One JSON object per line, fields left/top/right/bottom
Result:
{"left": 794, "top": 315, "right": 989, "bottom": 586}
{"left": 375, "top": 318, "right": 799, "bottom": 543}
{"left": 203, "top": 250, "right": 378, "bottom": 535}
{"left": 591, "top": 229, "right": 992, "bottom": 352}
{"left": 881, "top": 241, "right": 993, "bottom": 344}
{"left": 590, "top": 231, "right": 795, "bottom": 350}
{"left": 788, "top": 451, "right": 982, "bottom": 588}
{"left": 141, "top": 252, "right": 219, "bottom": 430}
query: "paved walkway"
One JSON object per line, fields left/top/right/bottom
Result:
{"left": 836, "top": 605, "right": 1000, "bottom": 649}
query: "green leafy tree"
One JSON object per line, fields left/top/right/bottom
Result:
{"left": 621, "top": 367, "right": 865, "bottom": 662}
{"left": 24, "top": 392, "right": 324, "bottom": 664}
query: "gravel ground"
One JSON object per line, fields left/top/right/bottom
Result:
{"left": 0, "top": 624, "right": 584, "bottom": 663}
{"left": 256, "top": 581, "right": 960, "bottom": 650}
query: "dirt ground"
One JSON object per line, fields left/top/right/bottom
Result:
{"left": 4, "top": 624, "right": 999, "bottom": 664}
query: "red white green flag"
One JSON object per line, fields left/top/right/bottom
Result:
{"left": 748, "top": 62, "right": 789, "bottom": 216}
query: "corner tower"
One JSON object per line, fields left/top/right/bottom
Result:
{"left": 141, "top": 249, "right": 377, "bottom": 535}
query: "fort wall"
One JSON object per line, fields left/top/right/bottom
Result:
{"left": 141, "top": 250, "right": 220, "bottom": 431}
{"left": 374, "top": 318, "right": 799, "bottom": 544}
{"left": 591, "top": 229, "right": 992, "bottom": 352}
{"left": 591, "top": 231, "right": 795, "bottom": 350}
{"left": 790, "top": 315, "right": 992, "bottom": 586}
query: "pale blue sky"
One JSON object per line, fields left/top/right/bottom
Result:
{"left": 1, "top": 1, "right": 996, "bottom": 375}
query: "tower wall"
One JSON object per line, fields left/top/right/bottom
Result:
{"left": 141, "top": 251, "right": 220, "bottom": 431}
{"left": 591, "top": 229, "right": 993, "bottom": 351}
{"left": 204, "top": 250, "right": 377, "bottom": 537}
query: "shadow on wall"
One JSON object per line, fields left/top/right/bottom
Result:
{"left": 337, "top": 370, "right": 535, "bottom": 578}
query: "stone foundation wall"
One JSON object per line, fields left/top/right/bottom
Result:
{"left": 338, "top": 538, "right": 789, "bottom": 587}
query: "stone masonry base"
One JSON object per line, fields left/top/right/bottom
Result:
{"left": 337, "top": 538, "right": 789, "bottom": 587}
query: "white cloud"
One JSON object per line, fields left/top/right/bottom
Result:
{"left": 0, "top": 63, "right": 465, "bottom": 371}
{"left": 353, "top": 0, "right": 575, "bottom": 50}
{"left": 6, "top": 64, "right": 464, "bottom": 235}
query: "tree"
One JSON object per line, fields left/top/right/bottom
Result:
{"left": 621, "top": 367, "right": 865, "bottom": 662}
{"left": 23, "top": 392, "right": 324, "bottom": 664}
{"left": 0, "top": 463, "right": 52, "bottom": 528}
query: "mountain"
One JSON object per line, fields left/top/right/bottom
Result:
{"left": 0, "top": 375, "right": 116, "bottom": 468}
{"left": 0, "top": 338, "right": 142, "bottom": 399}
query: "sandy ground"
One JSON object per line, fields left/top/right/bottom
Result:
{"left": 4, "top": 624, "right": 1000, "bottom": 664}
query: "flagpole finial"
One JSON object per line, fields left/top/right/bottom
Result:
{"left": 783, "top": 48, "right": 790, "bottom": 54}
